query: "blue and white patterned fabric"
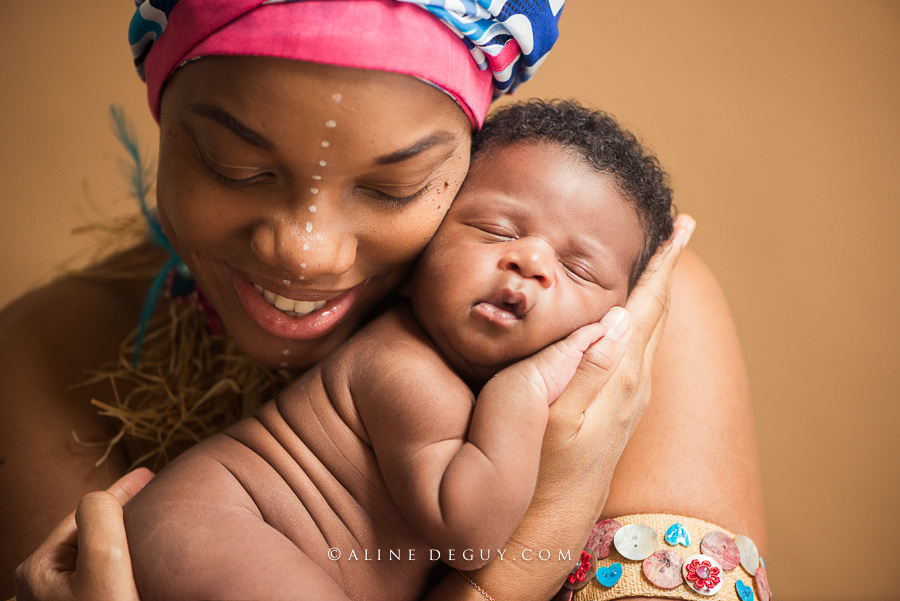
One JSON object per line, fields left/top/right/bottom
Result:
{"left": 396, "top": 0, "right": 564, "bottom": 97}
{"left": 129, "top": 0, "right": 564, "bottom": 97}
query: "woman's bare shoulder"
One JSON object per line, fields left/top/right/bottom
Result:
{"left": 0, "top": 244, "right": 161, "bottom": 372}
{"left": 0, "top": 245, "right": 160, "bottom": 581}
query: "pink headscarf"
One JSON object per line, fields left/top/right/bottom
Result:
{"left": 137, "top": 0, "right": 494, "bottom": 127}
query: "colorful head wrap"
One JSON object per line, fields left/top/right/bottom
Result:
{"left": 129, "top": 0, "right": 564, "bottom": 128}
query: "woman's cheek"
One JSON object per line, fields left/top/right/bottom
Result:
{"left": 391, "top": 179, "right": 462, "bottom": 261}
{"left": 418, "top": 156, "right": 469, "bottom": 240}
{"left": 155, "top": 164, "right": 220, "bottom": 265}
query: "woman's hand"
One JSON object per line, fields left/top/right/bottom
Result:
{"left": 428, "top": 214, "right": 695, "bottom": 601}
{"left": 539, "top": 213, "right": 696, "bottom": 494}
{"left": 14, "top": 468, "right": 154, "bottom": 601}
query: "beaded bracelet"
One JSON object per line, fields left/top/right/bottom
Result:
{"left": 555, "top": 514, "right": 771, "bottom": 601}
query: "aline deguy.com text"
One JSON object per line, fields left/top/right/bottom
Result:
{"left": 326, "top": 547, "right": 573, "bottom": 562}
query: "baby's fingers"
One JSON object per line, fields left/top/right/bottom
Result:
{"left": 545, "top": 307, "right": 632, "bottom": 431}
{"left": 523, "top": 320, "right": 610, "bottom": 404}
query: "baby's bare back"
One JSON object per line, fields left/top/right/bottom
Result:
{"left": 124, "top": 360, "right": 437, "bottom": 601}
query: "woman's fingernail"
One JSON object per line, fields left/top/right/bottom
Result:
{"left": 605, "top": 307, "right": 631, "bottom": 341}
{"left": 681, "top": 217, "right": 696, "bottom": 249}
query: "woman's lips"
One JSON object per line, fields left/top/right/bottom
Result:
{"left": 230, "top": 269, "right": 366, "bottom": 341}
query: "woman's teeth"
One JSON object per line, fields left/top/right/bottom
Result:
{"left": 253, "top": 284, "right": 327, "bottom": 317}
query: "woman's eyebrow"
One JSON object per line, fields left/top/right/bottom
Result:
{"left": 374, "top": 132, "right": 457, "bottom": 165}
{"left": 190, "top": 103, "right": 275, "bottom": 151}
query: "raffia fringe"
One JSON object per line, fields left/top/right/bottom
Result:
{"left": 69, "top": 215, "right": 291, "bottom": 470}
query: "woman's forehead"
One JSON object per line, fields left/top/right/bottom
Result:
{"left": 165, "top": 57, "right": 472, "bottom": 152}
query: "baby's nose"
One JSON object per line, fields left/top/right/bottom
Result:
{"left": 499, "top": 236, "right": 555, "bottom": 287}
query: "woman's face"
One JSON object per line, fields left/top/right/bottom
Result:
{"left": 156, "top": 57, "right": 472, "bottom": 370}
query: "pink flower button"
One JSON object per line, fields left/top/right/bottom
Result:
{"left": 682, "top": 554, "right": 724, "bottom": 596}
{"left": 563, "top": 549, "right": 596, "bottom": 591}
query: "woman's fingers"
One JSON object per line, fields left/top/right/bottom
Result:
{"left": 542, "top": 215, "right": 695, "bottom": 451}
{"left": 73, "top": 469, "right": 153, "bottom": 599}
{"left": 106, "top": 467, "right": 155, "bottom": 505}
{"left": 71, "top": 492, "right": 141, "bottom": 600}
{"left": 14, "top": 469, "right": 154, "bottom": 601}
{"left": 624, "top": 214, "right": 696, "bottom": 356}
{"left": 14, "top": 495, "right": 82, "bottom": 601}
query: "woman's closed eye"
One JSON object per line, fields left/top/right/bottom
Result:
{"left": 196, "top": 145, "right": 274, "bottom": 187}
{"left": 360, "top": 182, "right": 432, "bottom": 207}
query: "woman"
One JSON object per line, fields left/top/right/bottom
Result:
{"left": 4, "top": 1, "right": 765, "bottom": 600}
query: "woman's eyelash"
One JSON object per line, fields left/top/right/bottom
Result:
{"left": 371, "top": 184, "right": 430, "bottom": 206}
{"left": 208, "top": 168, "right": 271, "bottom": 188}
{"left": 196, "top": 146, "right": 270, "bottom": 187}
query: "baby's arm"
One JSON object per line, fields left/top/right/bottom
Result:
{"left": 351, "top": 308, "right": 605, "bottom": 570}
{"left": 123, "top": 427, "right": 352, "bottom": 601}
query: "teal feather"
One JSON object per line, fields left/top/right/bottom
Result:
{"left": 109, "top": 105, "right": 190, "bottom": 366}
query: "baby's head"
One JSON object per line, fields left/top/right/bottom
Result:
{"left": 411, "top": 100, "right": 674, "bottom": 383}
{"left": 472, "top": 99, "right": 675, "bottom": 292}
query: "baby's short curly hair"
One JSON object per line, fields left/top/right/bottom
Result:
{"left": 473, "top": 99, "right": 675, "bottom": 292}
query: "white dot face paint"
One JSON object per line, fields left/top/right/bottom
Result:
{"left": 302, "top": 243, "right": 309, "bottom": 251}
{"left": 321, "top": 141, "right": 330, "bottom": 148}
{"left": 300, "top": 263, "right": 307, "bottom": 269}
{"left": 306, "top": 221, "right": 314, "bottom": 233}
{"left": 282, "top": 349, "right": 291, "bottom": 356}
{"left": 309, "top": 205, "right": 317, "bottom": 213}
{"left": 332, "top": 93, "right": 342, "bottom": 103}
{"left": 310, "top": 188, "right": 319, "bottom": 195}
{"left": 325, "top": 120, "right": 337, "bottom": 128}
{"left": 318, "top": 160, "right": 327, "bottom": 167}
{"left": 312, "top": 175, "right": 322, "bottom": 181}
{"left": 283, "top": 280, "right": 291, "bottom": 286}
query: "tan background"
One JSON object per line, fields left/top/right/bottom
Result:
{"left": 2, "top": 2, "right": 899, "bottom": 600}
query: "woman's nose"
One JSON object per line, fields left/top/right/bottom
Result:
{"left": 499, "top": 237, "right": 555, "bottom": 287}
{"left": 251, "top": 190, "right": 357, "bottom": 279}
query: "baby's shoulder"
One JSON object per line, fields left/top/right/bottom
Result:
{"left": 338, "top": 303, "right": 441, "bottom": 368}
{"left": 333, "top": 303, "right": 469, "bottom": 404}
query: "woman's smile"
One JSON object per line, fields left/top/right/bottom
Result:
{"left": 252, "top": 284, "right": 329, "bottom": 317}
{"left": 229, "top": 266, "right": 368, "bottom": 341}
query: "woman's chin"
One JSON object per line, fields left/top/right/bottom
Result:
{"left": 227, "top": 324, "right": 346, "bottom": 372}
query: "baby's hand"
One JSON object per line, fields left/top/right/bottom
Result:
{"left": 513, "top": 307, "right": 629, "bottom": 405}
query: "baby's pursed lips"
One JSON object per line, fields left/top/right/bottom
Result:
{"left": 487, "top": 288, "right": 528, "bottom": 318}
